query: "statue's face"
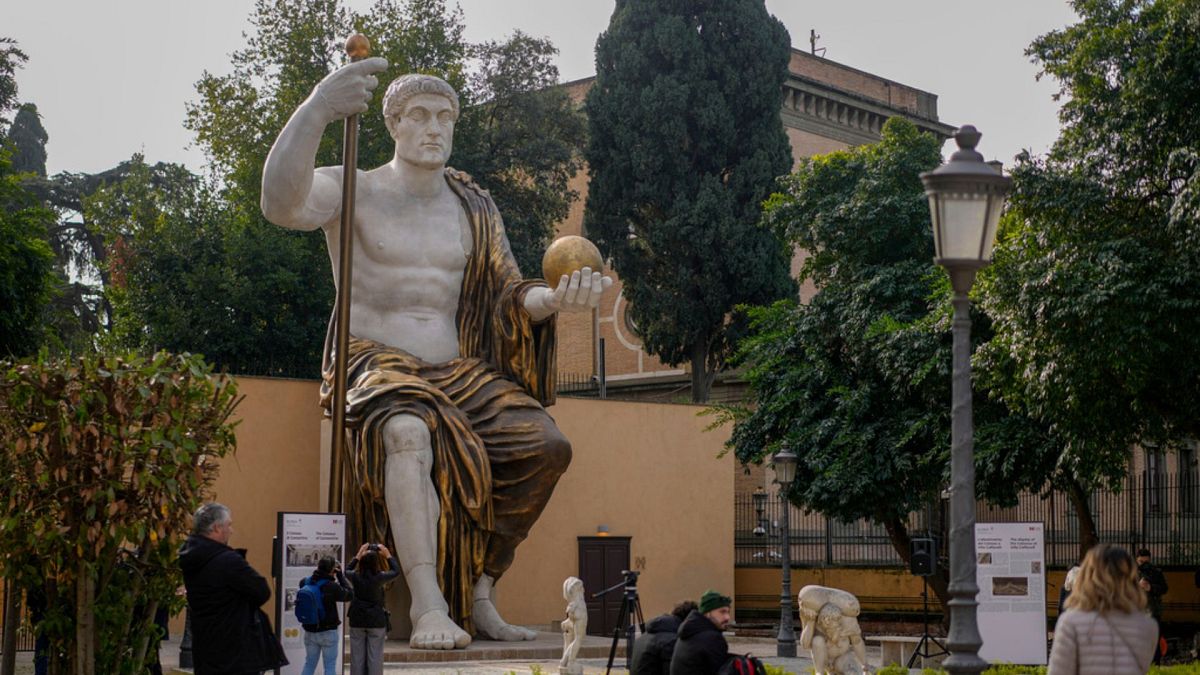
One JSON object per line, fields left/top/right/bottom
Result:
{"left": 390, "top": 92, "right": 455, "bottom": 169}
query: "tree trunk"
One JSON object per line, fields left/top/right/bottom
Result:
{"left": 74, "top": 573, "right": 94, "bottom": 675}
{"left": 131, "top": 599, "right": 158, "bottom": 671}
{"left": 883, "top": 517, "right": 951, "bottom": 621}
{"left": 1, "top": 579, "right": 18, "bottom": 675}
{"left": 690, "top": 341, "right": 713, "bottom": 403}
{"left": 1063, "top": 477, "right": 1099, "bottom": 562}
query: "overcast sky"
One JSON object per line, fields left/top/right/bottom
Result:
{"left": 8, "top": 1, "right": 1078, "bottom": 176}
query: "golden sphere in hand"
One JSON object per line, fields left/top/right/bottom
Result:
{"left": 345, "top": 34, "right": 371, "bottom": 60}
{"left": 542, "top": 236, "right": 604, "bottom": 289}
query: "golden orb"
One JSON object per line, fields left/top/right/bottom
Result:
{"left": 542, "top": 235, "right": 604, "bottom": 289}
{"left": 345, "top": 34, "right": 371, "bottom": 60}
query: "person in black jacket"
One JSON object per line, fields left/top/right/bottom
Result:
{"left": 1137, "top": 547, "right": 1169, "bottom": 665}
{"left": 631, "top": 600, "right": 696, "bottom": 675}
{"left": 299, "top": 556, "right": 354, "bottom": 675}
{"left": 179, "top": 503, "right": 287, "bottom": 675}
{"left": 670, "top": 590, "right": 732, "bottom": 675}
{"left": 346, "top": 542, "right": 401, "bottom": 675}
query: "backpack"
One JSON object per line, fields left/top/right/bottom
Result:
{"left": 718, "top": 653, "right": 767, "bottom": 675}
{"left": 294, "top": 577, "right": 330, "bottom": 625}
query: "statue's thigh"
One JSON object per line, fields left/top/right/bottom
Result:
{"left": 471, "top": 402, "right": 571, "bottom": 474}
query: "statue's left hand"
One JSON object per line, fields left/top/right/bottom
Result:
{"left": 524, "top": 267, "right": 613, "bottom": 321}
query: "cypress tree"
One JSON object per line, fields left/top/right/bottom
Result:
{"left": 584, "top": 0, "right": 796, "bottom": 402}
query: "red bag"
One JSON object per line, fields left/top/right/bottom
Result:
{"left": 719, "top": 653, "right": 768, "bottom": 675}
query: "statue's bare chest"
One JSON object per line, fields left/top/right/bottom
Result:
{"left": 357, "top": 192, "right": 472, "bottom": 271}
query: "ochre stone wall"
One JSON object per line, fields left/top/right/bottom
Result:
{"left": 497, "top": 396, "right": 735, "bottom": 624}
{"left": 186, "top": 376, "right": 733, "bottom": 631}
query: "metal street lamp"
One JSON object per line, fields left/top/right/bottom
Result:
{"left": 772, "top": 445, "right": 799, "bottom": 658}
{"left": 752, "top": 486, "right": 767, "bottom": 536}
{"left": 920, "top": 125, "right": 1011, "bottom": 675}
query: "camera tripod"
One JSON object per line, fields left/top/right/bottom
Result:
{"left": 593, "top": 570, "right": 645, "bottom": 675}
{"left": 907, "top": 575, "right": 949, "bottom": 668}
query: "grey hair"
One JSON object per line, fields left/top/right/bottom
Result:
{"left": 382, "top": 74, "right": 460, "bottom": 121}
{"left": 192, "top": 502, "right": 231, "bottom": 536}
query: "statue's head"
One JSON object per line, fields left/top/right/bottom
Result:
{"left": 563, "top": 576, "right": 584, "bottom": 600}
{"left": 816, "top": 603, "right": 843, "bottom": 637}
{"left": 382, "top": 74, "right": 460, "bottom": 169}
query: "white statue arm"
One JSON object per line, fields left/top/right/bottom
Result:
{"left": 523, "top": 267, "right": 614, "bottom": 322}
{"left": 261, "top": 57, "right": 389, "bottom": 231}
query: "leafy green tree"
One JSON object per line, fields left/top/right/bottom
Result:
{"left": 0, "top": 350, "right": 240, "bottom": 675}
{"left": 1029, "top": 0, "right": 1200, "bottom": 201}
{"left": 8, "top": 103, "right": 47, "bottom": 176}
{"left": 978, "top": 0, "right": 1200, "bottom": 554}
{"left": 712, "top": 119, "right": 1056, "bottom": 611}
{"left": 0, "top": 150, "right": 57, "bottom": 357}
{"left": 179, "top": 0, "right": 584, "bottom": 375}
{"left": 83, "top": 157, "right": 331, "bottom": 376}
{"left": 0, "top": 37, "right": 26, "bottom": 129}
{"left": 454, "top": 32, "right": 586, "bottom": 275}
{"left": 584, "top": 0, "right": 797, "bottom": 402}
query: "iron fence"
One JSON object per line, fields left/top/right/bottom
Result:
{"left": 736, "top": 471, "right": 1200, "bottom": 569}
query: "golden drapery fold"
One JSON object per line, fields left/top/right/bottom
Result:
{"left": 320, "top": 168, "right": 558, "bottom": 632}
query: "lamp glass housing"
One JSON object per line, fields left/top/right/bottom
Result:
{"left": 921, "top": 125, "right": 1011, "bottom": 267}
{"left": 772, "top": 448, "right": 798, "bottom": 486}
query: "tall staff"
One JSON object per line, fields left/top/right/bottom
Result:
{"left": 329, "top": 34, "right": 371, "bottom": 512}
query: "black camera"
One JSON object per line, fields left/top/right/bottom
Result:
{"left": 367, "top": 543, "right": 380, "bottom": 552}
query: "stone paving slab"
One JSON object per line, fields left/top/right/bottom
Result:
{"left": 145, "top": 631, "right": 894, "bottom": 674}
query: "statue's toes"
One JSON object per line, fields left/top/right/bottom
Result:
{"left": 454, "top": 630, "right": 472, "bottom": 649}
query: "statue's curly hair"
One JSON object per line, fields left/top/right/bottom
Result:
{"left": 382, "top": 74, "right": 460, "bottom": 120}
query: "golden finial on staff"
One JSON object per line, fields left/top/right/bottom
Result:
{"left": 345, "top": 33, "right": 371, "bottom": 61}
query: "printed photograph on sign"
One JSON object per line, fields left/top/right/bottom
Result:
{"left": 286, "top": 543, "right": 343, "bottom": 567}
{"left": 978, "top": 552, "right": 993, "bottom": 564}
{"left": 992, "top": 576, "right": 1029, "bottom": 597}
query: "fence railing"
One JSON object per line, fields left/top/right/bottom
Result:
{"left": 736, "top": 471, "right": 1200, "bottom": 568}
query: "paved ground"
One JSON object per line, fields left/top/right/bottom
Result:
{"left": 12, "top": 632, "right": 907, "bottom": 674}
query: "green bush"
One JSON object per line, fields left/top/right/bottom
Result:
{"left": 876, "top": 666, "right": 911, "bottom": 675}
{"left": 982, "top": 665, "right": 1046, "bottom": 674}
{"left": 0, "top": 350, "right": 240, "bottom": 675}
{"left": 1150, "top": 665, "right": 1200, "bottom": 675}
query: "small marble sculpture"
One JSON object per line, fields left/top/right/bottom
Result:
{"left": 798, "top": 585, "right": 868, "bottom": 675}
{"left": 560, "top": 577, "right": 587, "bottom": 675}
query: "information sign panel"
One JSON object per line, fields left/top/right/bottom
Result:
{"left": 275, "top": 512, "right": 346, "bottom": 675}
{"left": 975, "top": 521, "right": 1047, "bottom": 665}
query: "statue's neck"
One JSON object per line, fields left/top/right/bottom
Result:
{"left": 390, "top": 158, "right": 446, "bottom": 197}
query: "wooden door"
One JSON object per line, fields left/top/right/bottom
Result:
{"left": 578, "top": 536, "right": 630, "bottom": 636}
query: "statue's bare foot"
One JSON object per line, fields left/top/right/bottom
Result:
{"left": 473, "top": 596, "right": 537, "bottom": 641}
{"left": 410, "top": 609, "right": 472, "bottom": 650}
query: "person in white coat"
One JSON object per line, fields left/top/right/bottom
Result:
{"left": 1048, "top": 544, "right": 1158, "bottom": 674}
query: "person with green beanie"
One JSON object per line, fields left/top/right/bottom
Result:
{"left": 670, "top": 590, "right": 732, "bottom": 675}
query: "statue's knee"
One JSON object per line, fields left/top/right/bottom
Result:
{"left": 544, "top": 431, "right": 572, "bottom": 473}
{"left": 383, "top": 415, "right": 431, "bottom": 458}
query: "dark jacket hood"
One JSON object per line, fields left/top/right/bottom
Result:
{"left": 647, "top": 614, "right": 681, "bottom": 634}
{"left": 178, "top": 534, "right": 231, "bottom": 575}
{"left": 678, "top": 609, "right": 721, "bottom": 640}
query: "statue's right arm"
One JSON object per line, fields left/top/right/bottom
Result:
{"left": 261, "top": 57, "right": 389, "bottom": 231}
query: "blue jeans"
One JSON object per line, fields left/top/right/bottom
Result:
{"left": 301, "top": 628, "right": 339, "bottom": 675}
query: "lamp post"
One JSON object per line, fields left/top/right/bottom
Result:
{"left": 753, "top": 486, "right": 767, "bottom": 536}
{"left": 920, "top": 125, "right": 1011, "bottom": 675}
{"left": 772, "top": 445, "right": 798, "bottom": 658}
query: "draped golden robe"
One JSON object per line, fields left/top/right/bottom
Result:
{"left": 320, "top": 168, "right": 570, "bottom": 633}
